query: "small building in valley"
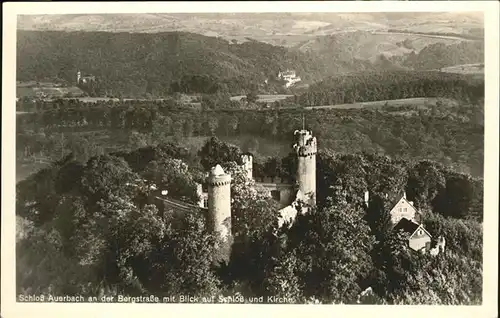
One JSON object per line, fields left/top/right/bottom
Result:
{"left": 393, "top": 218, "right": 433, "bottom": 253}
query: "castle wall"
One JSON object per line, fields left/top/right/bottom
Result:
{"left": 254, "top": 182, "right": 294, "bottom": 208}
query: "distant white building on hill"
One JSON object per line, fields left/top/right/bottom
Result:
{"left": 77, "top": 70, "right": 96, "bottom": 85}
{"left": 278, "top": 69, "right": 301, "bottom": 88}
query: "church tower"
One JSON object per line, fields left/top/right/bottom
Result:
{"left": 293, "top": 129, "right": 317, "bottom": 205}
{"left": 207, "top": 164, "right": 232, "bottom": 241}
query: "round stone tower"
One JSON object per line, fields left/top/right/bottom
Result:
{"left": 241, "top": 153, "right": 253, "bottom": 180}
{"left": 293, "top": 130, "right": 317, "bottom": 205}
{"left": 207, "top": 164, "right": 232, "bottom": 241}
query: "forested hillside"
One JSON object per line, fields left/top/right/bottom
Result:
{"left": 16, "top": 95, "right": 484, "bottom": 178}
{"left": 404, "top": 41, "right": 484, "bottom": 70}
{"left": 296, "top": 31, "right": 484, "bottom": 70}
{"left": 17, "top": 30, "right": 373, "bottom": 97}
{"left": 17, "top": 30, "right": 483, "bottom": 98}
{"left": 16, "top": 138, "right": 483, "bottom": 304}
{"left": 296, "top": 70, "right": 483, "bottom": 106}
{"left": 14, "top": 13, "right": 485, "bottom": 306}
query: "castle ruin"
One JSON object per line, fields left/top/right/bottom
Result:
{"left": 204, "top": 129, "right": 317, "bottom": 233}
{"left": 155, "top": 129, "right": 318, "bottom": 246}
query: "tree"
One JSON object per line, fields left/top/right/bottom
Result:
{"left": 128, "top": 131, "right": 149, "bottom": 149}
{"left": 151, "top": 115, "right": 172, "bottom": 143}
{"left": 198, "top": 137, "right": 242, "bottom": 171}
{"left": 365, "top": 194, "right": 393, "bottom": 241}
{"left": 316, "top": 152, "right": 368, "bottom": 209}
{"left": 422, "top": 211, "right": 482, "bottom": 262}
{"left": 363, "top": 153, "right": 408, "bottom": 199}
{"left": 143, "top": 157, "right": 200, "bottom": 203}
{"left": 16, "top": 222, "right": 104, "bottom": 297}
{"left": 220, "top": 161, "right": 282, "bottom": 293}
{"left": 241, "top": 137, "right": 259, "bottom": 154}
{"left": 391, "top": 251, "right": 482, "bottom": 305}
{"left": 285, "top": 198, "right": 375, "bottom": 304}
{"left": 280, "top": 153, "right": 298, "bottom": 182}
{"left": 263, "top": 249, "right": 303, "bottom": 303}
{"left": 370, "top": 228, "right": 421, "bottom": 299}
{"left": 148, "top": 211, "right": 222, "bottom": 297}
{"left": 207, "top": 117, "right": 219, "bottom": 135}
{"left": 184, "top": 118, "right": 194, "bottom": 137}
{"left": 406, "top": 160, "right": 446, "bottom": 210}
{"left": 16, "top": 164, "right": 61, "bottom": 225}
{"left": 79, "top": 155, "right": 138, "bottom": 205}
{"left": 228, "top": 116, "right": 239, "bottom": 135}
{"left": 246, "top": 91, "right": 258, "bottom": 104}
{"left": 433, "top": 171, "right": 478, "bottom": 219}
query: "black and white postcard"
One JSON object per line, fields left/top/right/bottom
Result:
{"left": 2, "top": 2, "right": 498, "bottom": 318}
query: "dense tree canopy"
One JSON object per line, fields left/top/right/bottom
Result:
{"left": 297, "top": 71, "right": 483, "bottom": 106}
{"left": 16, "top": 135, "right": 483, "bottom": 304}
{"left": 16, "top": 30, "right": 368, "bottom": 97}
{"left": 14, "top": 25, "right": 485, "bottom": 304}
{"left": 17, "top": 98, "right": 484, "bottom": 179}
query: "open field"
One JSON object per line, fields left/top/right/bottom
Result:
{"left": 17, "top": 12, "right": 483, "bottom": 45}
{"left": 304, "top": 97, "right": 458, "bottom": 110}
{"left": 440, "top": 63, "right": 484, "bottom": 75}
{"left": 230, "top": 94, "right": 294, "bottom": 102}
{"left": 295, "top": 31, "right": 465, "bottom": 62}
{"left": 373, "top": 31, "right": 475, "bottom": 42}
{"left": 16, "top": 161, "right": 50, "bottom": 183}
{"left": 213, "top": 97, "right": 460, "bottom": 112}
{"left": 17, "top": 85, "right": 85, "bottom": 98}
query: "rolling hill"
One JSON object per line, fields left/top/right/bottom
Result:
{"left": 17, "top": 12, "right": 483, "bottom": 46}
{"left": 295, "top": 30, "right": 484, "bottom": 67}
{"left": 16, "top": 30, "right": 376, "bottom": 97}
{"left": 16, "top": 12, "right": 484, "bottom": 98}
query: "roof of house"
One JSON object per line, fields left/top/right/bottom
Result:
{"left": 394, "top": 218, "right": 421, "bottom": 235}
{"left": 394, "top": 217, "right": 432, "bottom": 239}
{"left": 389, "top": 195, "right": 418, "bottom": 213}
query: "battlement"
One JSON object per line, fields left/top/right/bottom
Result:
{"left": 208, "top": 165, "right": 231, "bottom": 186}
{"left": 293, "top": 130, "right": 317, "bottom": 156}
{"left": 241, "top": 153, "right": 253, "bottom": 163}
{"left": 254, "top": 176, "right": 293, "bottom": 185}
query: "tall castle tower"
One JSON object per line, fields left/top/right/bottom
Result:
{"left": 207, "top": 164, "right": 232, "bottom": 241}
{"left": 293, "top": 130, "right": 317, "bottom": 205}
{"left": 77, "top": 70, "right": 81, "bottom": 84}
